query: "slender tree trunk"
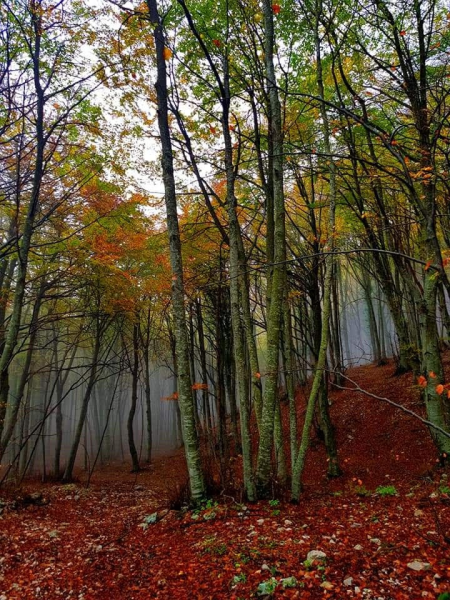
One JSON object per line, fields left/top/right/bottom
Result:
{"left": 143, "top": 342, "right": 152, "bottom": 463}
{"left": 214, "top": 290, "right": 228, "bottom": 459}
{"left": 169, "top": 328, "right": 183, "bottom": 449}
{"left": 225, "top": 328, "right": 240, "bottom": 453}
{"left": 0, "top": 279, "right": 44, "bottom": 462}
{"left": 63, "top": 323, "right": 102, "bottom": 482}
{"left": 147, "top": 0, "right": 205, "bottom": 502}
{"left": 256, "top": 0, "right": 287, "bottom": 497}
{"left": 362, "top": 269, "right": 383, "bottom": 365}
{"left": 196, "top": 299, "right": 212, "bottom": 432}
{"left": 221, "top": 34, "right": 256, "bottom": 499}
{"left": 18, "top": 386, "right": 32, "bottom": 479}
{"left": 330, "top": 270, "right": 344, "bottom": 383}
{"left": 292, "top": 3, "right": 339, "bottom": 500}
{"left": 53, "top": 342, "right": 77, "bottom": 477}
{"left": 0, "top": 11, "right": 45, "bottom": 439}
{"left": 283, "top": 303, "right": 297, "bottom": 463}
{"left": 274, "top": 400, "right": 287, "bottom": 485}
{"left": 128, "top": 321, "right": 140, "bottom": 472}
{"left": 318, "top": 373, "right": 340, "bottom": 477}
{"left": 188, "top": 307, "right": 199, "bottom": 429}
{"left": 237, "top": 241, "right": 263, "bottom": 426}
{"left": 338, "top": 264, "right": 351, "bottom": 366}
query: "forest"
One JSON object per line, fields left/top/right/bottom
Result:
{"left": 0, "top": 0, "right": 450, "bottom": 598}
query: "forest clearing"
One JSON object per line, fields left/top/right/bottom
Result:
{"left": 1, "top": 0, "right": 450, "bottom": 598}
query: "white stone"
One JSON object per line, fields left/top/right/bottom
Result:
{"left": 307, "top": 550, "right": 327, "bottom": 562}
{"left": 407, "top": 561, "right": 431, "bottom": 571}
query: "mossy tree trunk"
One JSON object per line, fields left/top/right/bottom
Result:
{"left": 147, "top": 0, "right": 205, "bottom": 502}
{"left": 291, "top": 0, "right": 339, "bottom": 500}
{"left": 255, "top": 0, "right": 287, "bottom": 498}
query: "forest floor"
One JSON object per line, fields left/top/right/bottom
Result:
{"left": 1, "top": 360, "right": 450, "bottom": 599}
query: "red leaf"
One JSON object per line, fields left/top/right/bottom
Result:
{"left": 417, "top": 375, "right": 427, "bottom": 388}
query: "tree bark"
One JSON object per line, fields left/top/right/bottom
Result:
{"left": 147, "top": 0, "right": 205, "bottom": 502}
{"left": 256, "top": 0, "right": 287, "bottom": 497}
{"left": 127, "top": 320, "right": 140, "bottom": 472}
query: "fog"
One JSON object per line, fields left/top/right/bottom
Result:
{"left": 0, "top": 271, "right": 407, "bottom": 482}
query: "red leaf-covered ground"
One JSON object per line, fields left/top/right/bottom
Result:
{"left": 1, "top": 361, "right": 449, "bottom": 599}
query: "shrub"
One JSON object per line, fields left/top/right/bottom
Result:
{"left": 257, "top": 578, "right": 278, "bottom": 596}
{"left": 353, "top": 484, "right": 370, "bottom": 497}
{"left": 281, "top": 576, "right": 298, "bottom": 589}
{"left": 376, "top": 485, "right": 398, "bottom": 496}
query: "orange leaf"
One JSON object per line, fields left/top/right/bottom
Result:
{"left": 163, "top": 47, "right": 172, "bottom": 60}
{"left": 399, "top": 30, "right": 406, "bottom": 36}
{"left": 417, "top": 375, "right": 427, "bottom": 388}
{"left": 161, "top": 392, "right": 179, "bottom": 401}
{"left": 424, "top": 260, "right": 432, "bottom": 271}
{"left": 436, "top": 384, "right": 444, "bottom": 395}
{"left": 254, "top": 372, "right": 261, "bottom": 379}
{"left": 272, "top": 3, "right": 281, "bottom": 14}
{"left": 192, "top": 382, "right": 208, "bottom": 391}
{"left": 429, "top": 371, "right": 437, "bottom": 379}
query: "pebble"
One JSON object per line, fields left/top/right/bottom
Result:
{"left": 370, "top": 538, "right": 381, "bottom": 545}
{"left": 407, "top": 561, "right": 431, "bottom": 571}
{"left": 320, "top": 582, "right": 333, "bottom": 590}
{"left": 307, "top": 550, "right": 327, "bottom": 562}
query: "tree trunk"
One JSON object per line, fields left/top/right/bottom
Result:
{"left": 195, "top": 299, "right": 212, "bottom": 432}
{"left": 127, "top": 321, "right": 140, "bottom": 472}
{"left": 143, "top": 340, "right": 152, "bottom": 464}
{"left": 147, "top": 0, "right": 205, "bottom": 503}
{"left": 292, "top": 2, "right": 339, "bottom": 499}
{"left": 62, "top": 323, "right": 102, "bottom": 482}
{"left": 256, "top": 0, "right": 287, "bottom": 497}
{"left": 0, "top": 11, "right": 45, "bottom": 439}
{"left": 0, "top": 279, "right": 44, "bottom": 462}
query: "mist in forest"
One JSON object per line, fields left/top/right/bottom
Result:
{"left": 0, "top": 272, "right": 401, "bottom": 479}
